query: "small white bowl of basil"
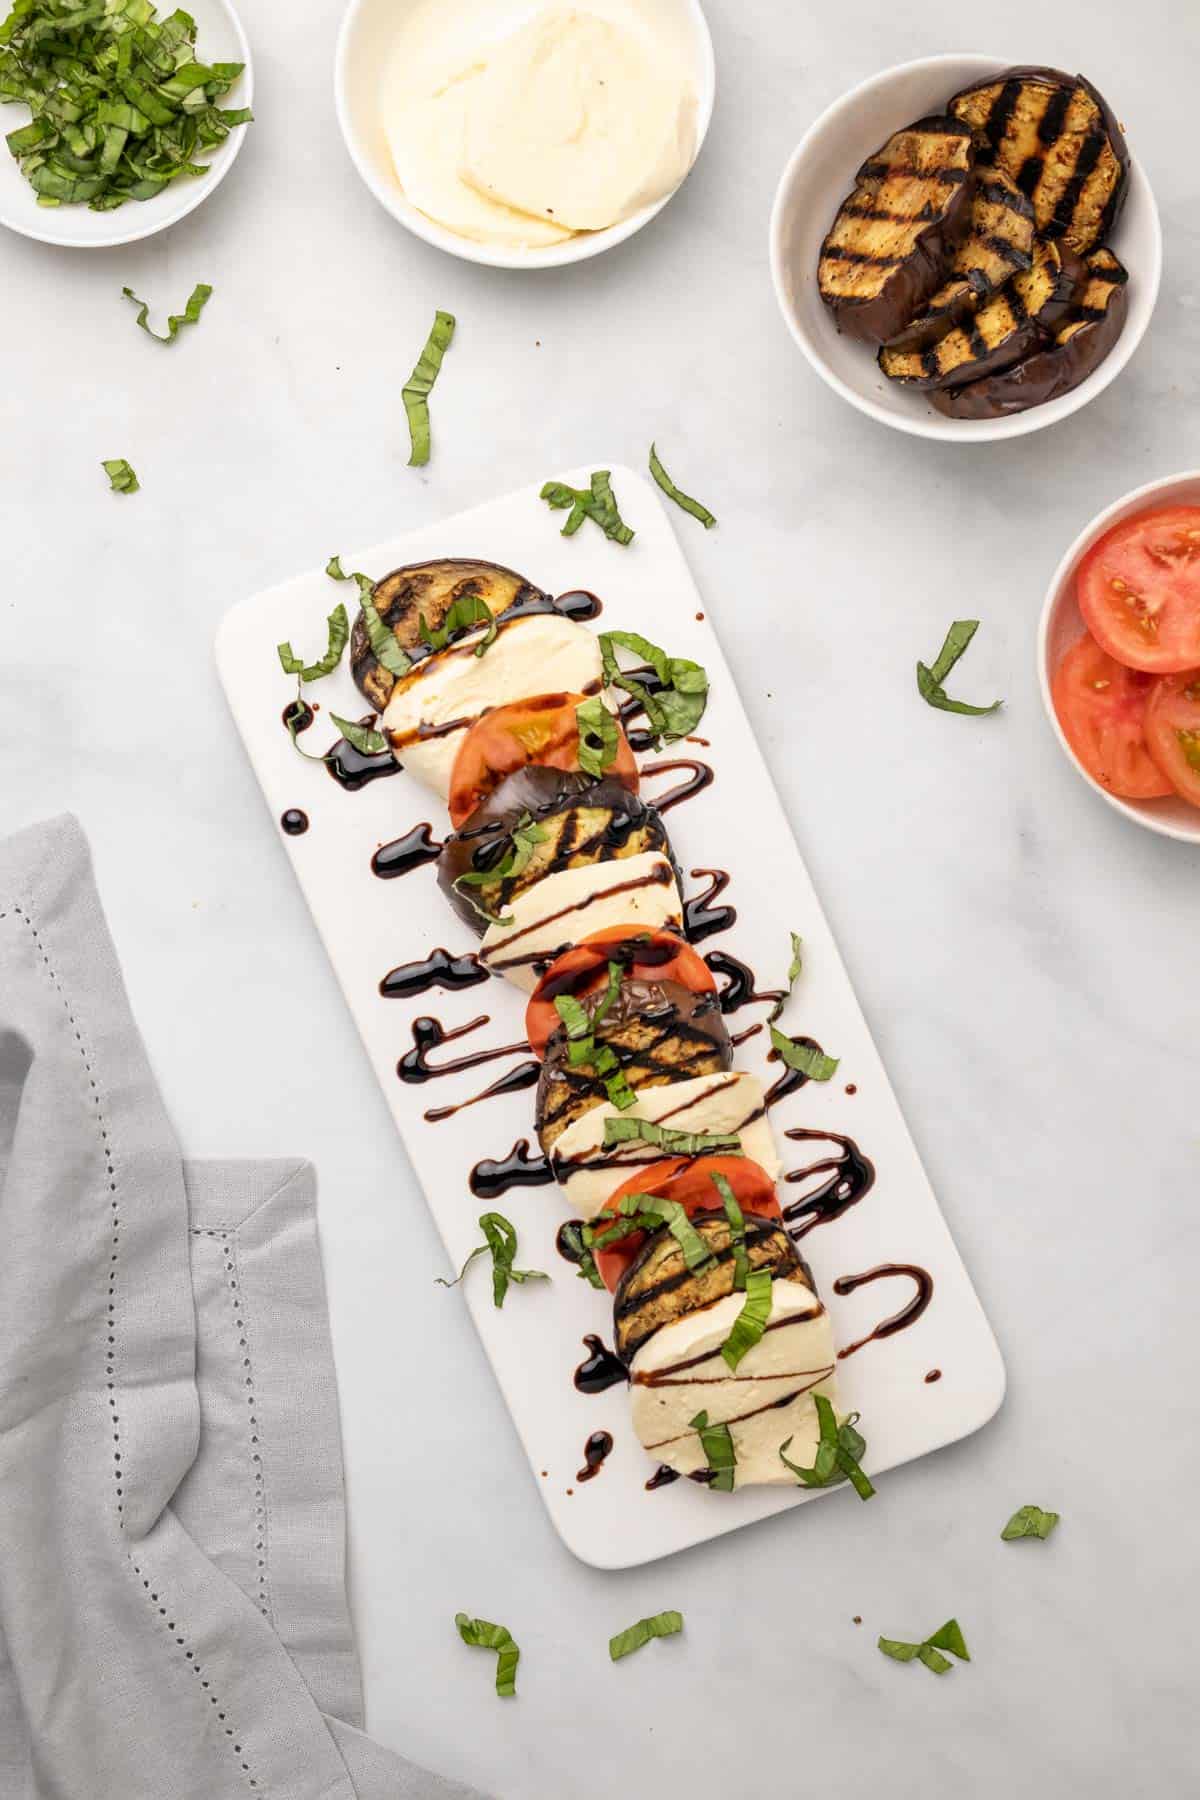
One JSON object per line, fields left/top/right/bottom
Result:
{"left": 0, "top": 0, "right": 253, "bottom": 249}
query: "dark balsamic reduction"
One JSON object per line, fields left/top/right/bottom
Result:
{"left": 645, "top": 1464, "right": 681, "bottom": 1491}
{"left": 423, "top": 1059, "right": 540, "bottom": 1124}
{"left": 833, "top": 1264, "right": 934, "bottom": 1360}
{"left": 379, "top": 949, "right": 487, "bottom": 1000}
{"left": 576, "top": 1430, "right": 614, "bottom": 1482}
{"left": 280, "top": 809, "right": 309, "bottom": 836}
{"left": 397, "top": 1014, "right": 528, "bottom": 1084}
{"left": 555, "top": 1218, "right": 588, "bottom": 1264}
{"left": 782, "top": 1128, "right": 876, "bottom": 1239}
{"left": 766, "top": 1035, "right": 828, "bottom": 1109}
{"left": 283, "top": 698, "right": 314, "bottom": 734}
{"left": 574, "top": 1334, "right": 628, "bottom": 1395}
{"left": 324, "top": 721, "right": 401, "bottom": 792}
{"left": 683, "top": 867, "right": 736, "bottom": 943}
{"left": 704, "top": 949, "right": 785, "bottom": 1017}
{"left": 545, "top": 588, "right": 603, "bottom": 623}
{"left": 729, "top": 1022, "right": 763, "bottom": 1048}
{"left": 371, "top": 823, "right": 443, "bottom": 879}
{"left": 640, "top": 757, "right": 714, "bottom": 815}
{"left": 925, "top": 1369, "right": 942, "bottom": 1384}
{"left": 471, "top": 1140, "right": 554, "bottom": 1199}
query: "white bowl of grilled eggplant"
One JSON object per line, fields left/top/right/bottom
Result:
{"left": 769, "top": 56, "right": 1160, "bottom": 441}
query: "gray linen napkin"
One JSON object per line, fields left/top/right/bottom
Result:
{"left": 0, "top": 816, "right": 482, "bottom": 1800}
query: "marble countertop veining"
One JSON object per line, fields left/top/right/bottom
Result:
{"left": 2, "top": 1, "right": 1197, "bottom": 1793}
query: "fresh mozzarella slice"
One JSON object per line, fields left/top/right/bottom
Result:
{"left": 629, "top": 1282, "right": 838, "bottom": 1488}
{"left": 550, "top": 1069, "right": 778, "bottom": 1218}
{"left": 382, "top": 614, "right": 603, "bottom": 797}
{"left": 480, "top": 851, "right": 682, "bottom": 992}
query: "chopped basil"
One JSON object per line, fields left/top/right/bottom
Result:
{"left": 455, "top": 813, "right": 547, "bottom": 893}
{"left": 769, "top": 1025, "right": 838, "bottom": 1083}
{"left": 540, "top": 470, "right": 635, "bottom": 545}
{"left": 609, "top": 1610, "right": 684, "bottom": 1662}
{"left": 102, "top": 457, "right": 138, "bottom": 494}
{"left": 878, "top": 1619, "right": 969, "bottom": 1675}
{"left": 0, "top": 0, "right": 250, "bottom": 213}
{"left": 355, "top": 576, "right": 411, "bottom": 678}
{"left": 451, "top": 886, "right": 514, "bottom": 929}
{"left": 689, "top": 1410, "right": 736, "bottom": 1492}
{"left": 768, "top": 932, "right": 804, "bottom": 1023}
{"left": 587, "top": 1193, "right": 713, "bottom": 1274}
{"left": 599, "top": 629, "right": 709, "bottom": 746}
{"left": 917, "top": 620, "right": 1002, "bottom": 716}
{"left": 602, "top": 1115, "right": 743, "bottom": 1157}
{"left": 712, "top": 1170, "right": 749, "bottom": 1290}
{"left": 779, "top": 1393, "right": 875, "bottom": 1500}
{"left": 122, "top": 281, "right": 211, "bottom": 342}
{"left": 1001, "top": 1504, "right": 1060, "bottom": 1542}
{"left": 328, "top": 713, "right": 388, "bottom": 757}
{"left": 575, "top": 695, "right": 619, "bottom": 777}
{"left": 326, "top": 555, "right": 349, "bottom": 581}
{"left": 649, "top": 443, "right": 716, "bottom": 529}
{"left": 554, "top": 960, "right": 623, "bottom": 1069}
{"left": 436, "top": 1211, "right": 548, "bottom": 1309}
{"left": 403, "top": 309, "right": 455, "bottom": 467}
{"left": 558, "top": 1220, "right": 603, "bottom": 1289}
{"left": 420, "top": 594, "right": 497, "bottom": 655}
{"left": 454, "top": 1614, "right": 519, "bottom": 1697}
{"left": 720, "top": 1266, "right": 772, "bottom": 1372}
{"left": 277, "top": 603, "right": 349, "bottom": 683}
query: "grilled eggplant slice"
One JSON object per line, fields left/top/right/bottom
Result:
{"left": 613, "top": 1210, "right": 812, "bottom": 1365}
{"left": 880, "top": 236, "right": 1080, "bottom": 389}
{"left": 884, "top": 170, "right": 1035, "bottom": 351}
{"left": 350, "top": 558, "right": 548, "bottom": 711}
{"left": 439, "top": 771, "right": 679, "bottom": 937}
{"left": 948, "top": 67, "right": 1129, "bottom": 256}
{"left": 818, "top": 116, "right": 975, "bottom": 344}
{"left": 931, "top": 246, "right": 1128, "bottom": 419}
{"left": 535, "top": 980, "right": 731, "bottom": 1155}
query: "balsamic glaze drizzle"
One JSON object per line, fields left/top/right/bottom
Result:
{"left": 833, "top": 1264, "right": 934, "bottom": 1360}
{"left": 555, "top": 1218, "right": 588, "bottom": 1264}
{"left": 283, "top": 698, "right": 314, "bottom": 735}
{"left": 765, "top": 1036, "right": 828, "bottom": 1109}
{"left": 280, "top": 809, "right": 309, "bottom": 836}
{"left": 423, "top": 1059, "right": 540, "bottom": 1125}
{"left": 325, "top": 722, "right": 402, "bottom": 792}
{"left": 576, "top": 1430, "right": 614, "bottom": 1482}
{"left": 574, "top": 1334, "right": 628, "bottom": 1395}
{"left": 704, "top": 949, "right": 785, "bottom": 1016}
{"left": 782, "top": 1128, "right": 876, "bottom": 1239}
{"left": 645, "top": 1464, "right": 681, "bottom": 1491}
{"left": 379, "top": 949, "right": 487, "bottom": 1001}
{"left": 683, "top": 867, "right": 736, "bottom": 943}
{"left": 472, "top": 1141, "right": 554, "bottom": 1200}
{"left": 397, "top": 1014, "right": 528, "bottom": 1085}
{"left": 639, "top": 757, "right": 714, "bottom": 815}
{"left": 371, "top": 823, "right": 443, "bottom": 879}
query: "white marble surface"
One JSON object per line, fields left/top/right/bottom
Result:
{"left": 2, "top": 2, "right": 1197, "bottom": 1793}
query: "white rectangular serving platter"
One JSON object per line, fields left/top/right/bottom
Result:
{"left": 216, "top": 465, "right": 1005, "bottom": 1569}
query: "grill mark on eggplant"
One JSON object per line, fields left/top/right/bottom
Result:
{"left": 983, "top": 78, "right": 1022, "bottom": 150}
{"left": 1049, "top": 124, "right": 1105, "bottom": 239}
{"left": 539, "top": 1022, "right": 722, "bottom": 1134}
{"left": 634, "top": 1312, "right": 827, "bottom": 1384}
{"left": 819, "top": 245, "right": 905, "bottom": 267}
{"left": 644, "top": 1371, "right": 836, "bottom": 1451}
{"left": 1036, "top": 84, "right": 1071, "bottom": 145}
{"left": 857, "top": 160, "right": 968, "bottom": 184}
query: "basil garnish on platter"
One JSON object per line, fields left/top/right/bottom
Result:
{"left": 878, "top": 1618, "right": 969, "bottom": 1675}
{"left": 711, "top": 1171, "right": 772, "bottom": 1371}
{"left": 575, "top": 695, "right": 619, "bottom": 776}
{"left": 454, "top": 1614, "right": 519, "bottom": 1697}
{"left": 420, "top": 594, "right": 497, "bottom": 656}
{"left": 277, "top": 603, "right": 349, "bottom": 684}
{"left": 403, "top": 309, "right": 455, "bottom": 467}
{"left": 767, "top": 932, "right": 803, "bottom": 1023}
{"left": 1001, "top": 1504, "right": 1060, "bottom": 1542}
{"left": 917, "top": 619, "right": 1002, "bottom": 716}
{"left": 122, "top": 282, "right": 211, "bottom": 342}
{"left": 779, "top": 1393, "right": 874, "bottom": 1500}
{"left": 453, "top": 811, "right": 547, "bottom": 929}
{"left": 599, "top": 629, "right": 709, "bottom": 746}
{"left": 541, "top": 470, "right": 635, "bottom": 544}
{"left": 558, "top": 1220, "right": 603, "bottom": 1289}
{"left": 436, "top": 1212, "right": 548, "bottom": 1309}
{"left": 768, "top": 1026, "right": 839, "bottom": 1083}
{"left": 587, "top": 1192, "right": 713, "bottom": 1273}
{"left": 328, "top": 713, "right": 387, "bottom": 756}
{"left": 649, "top": 443, "right": 716, "bottom": 528}
{"left": 601, "top": 1116, "right": 742, "bottom": 1158}
{"left": 609, "top": 1610, "right": 684, "bottom": 1662}
{"left": 689, "top": 1410, "right": 736, "bottom": 1492}
{"left": 325, "top": 555, "right": 349, "bottom": 581}
{"left": 355, "top": 573, "right": 411, "bottom": 678}
{"left": 552, "top": 961, "right": 634, "bottom": 1105}
{"left": 102, "top": 457, "right": 138, "bottom": 494}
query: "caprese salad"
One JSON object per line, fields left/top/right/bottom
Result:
{"left": 1052, "top": 505, "right": 1200, "bottom": 811}
{"left": 346, "top": 557, "right": 846, "bottom": 1491}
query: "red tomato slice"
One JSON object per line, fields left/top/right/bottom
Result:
{"left": 1052, "top": 633, "right": 1173, "bottom": 799}
{"left": 447, "top": 692, "right": 638, "bottom": 829}
{"left": 592, "top": 1156, "right": 782, "bottom": 1293}
{"left": 1143, "top": 671, "right": 1200, "bottom": 810}
{"left": 525, "top": 926, "right": 715, "bottom": 1057}
{"left": 1077, "top": 505, "right": 1200, "bottom": 674}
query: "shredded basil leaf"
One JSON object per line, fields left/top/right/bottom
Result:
{"left": 916, "top": 619, "right": 1002, "bottom": 716}
{"left": 575, "top": 695, "right": 619, "bottom": 777}
{"left": 878, "top": 1619, "right": 969, "bottom": 1675}
{"left": 326, "top": 555, "right": 348, "bottom": 580}
{"left": 355, "top": 575, "right": 411, "bottom": 678}
{"left": 436, "top": 1212, "right": 547, "bottom": 1309}
{"left": 602, "top": 1115, "right": 742, "bottom": 1158}
{"left": 101, "top": 457, "right": 138, "bottom": 494}
{"left": 558, "top": 1220, "right": 603, "bottom": 1289}
{"left": 421, "top": 594, "right": 496, "bottom": 654}
{"left": 689, "top": 1410, "right": 736, "bottom": 1492}
{"left": 277, "top": 603, "right": 349, "bottom": 684}
{"left": 649, "top": 443, "right": 716, "bottom": 528}
{"left": 720, "top": 1266, "right": 772, "bottom": 1372}
{"left": 0, "top": 1, "right": 250, "bottom": 212}
{"left": 1001, "top": 1505, "right": 1060, "bottom": 1542}
{"left": 122, "top": 281, "right": 211, "bottom": 342}
{"left": 769, "top": 1024, "right": 838, "bottom": 1083}
{"left": 587, "top": 1193, "right": 712, "bottom": 1273}
{"left": 708, "top": 1170, "right": 748, "bottom": 1290}
{"left": 599, "top": 628, "right": 709, "bottom": 747}
{"left": 779, "top": 1394, "right": 875, "bottom": 1501}
{"left": 328, "top": 713, "right": 387, "bottom": 757}
{"left": 455, "top": 813, "right": 547, "bottom": 895}
{"left": 402, "top": 308, "right": 455, "bottom": 467}
{"left": 554, "top": 992, "right": 592, "bottom": 1042}
{"left": 609, "top": 1610, "right": 684, "bottom": 1662}
{"left": 454, "top": 1613, "right": 519, "bottom": 1697}
{"left": 768, "top": 932, "right": 804, "bottom": 1023}
{"left": 540, "top": 470, "right": 635, "bottom": 545}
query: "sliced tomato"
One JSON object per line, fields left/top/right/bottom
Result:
{"left": 525, "top": 925, "right": 715, "bottom": 1057}
{"left": 1052, "top": 633, "right": 1173, "bottom": 799}
{"left": 591, "top": 1155, "right": 782, "bottom": 1292}
{"left": 1143, "top": 671, "right": 1200, "bottom": 809}
{"left": 447, "top": 692, "right": 637, "bottom": 829}
{"left": 1077, "top": 506, "right": 1200, "bottom": 674}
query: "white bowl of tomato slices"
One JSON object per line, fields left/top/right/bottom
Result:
{"left": 1040, "top": 472, "right": 1200, "bottom": 843}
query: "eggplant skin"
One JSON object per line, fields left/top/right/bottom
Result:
{"left": 818, "top": 116, "right": 976, "bottom": 345}
{"left": 535, "top": 981, "right": 732, "bottom": 1154}
{"left": 438, "top": 772, "right": 679, "bottom": 938}
{"left": 930, "top": 247, "right": 1128, "bottom": 419}
{"left": 884, "top": 170, "right": 1035, "bottom": 352}
{"left": 948, "top": 68, "right": 1129, "bottom": 256}
{"left": 613, "top": 1211, "right": 812, "bottom": 1365}
{"left": 350, "top": 558, "right": 548, "bottom": 711}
